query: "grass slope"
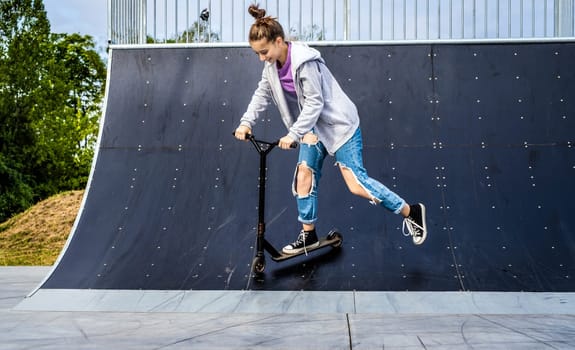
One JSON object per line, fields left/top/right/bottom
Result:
{"left": 0, "top": 190, "right": 83, "bottom": 266}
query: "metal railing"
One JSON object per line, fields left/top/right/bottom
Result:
{"left": 108, "top": 0, "right": 575, "bottom": 44}
{"left": 108, "top": 0, "right": 147, "bottom": 45}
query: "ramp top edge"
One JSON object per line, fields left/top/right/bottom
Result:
{"left": 109, "top": 37, "right": 575, "bottom": 50}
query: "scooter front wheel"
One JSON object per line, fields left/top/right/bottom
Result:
{"left": 252, "top": 256, "right": 266, "bottom": 274}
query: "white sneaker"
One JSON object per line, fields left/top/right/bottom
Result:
{"left": 282, "top": 229, "right": 320, "bottom": 255}
{"left": 402, "top": 203, "right": 427, "bottom": 245}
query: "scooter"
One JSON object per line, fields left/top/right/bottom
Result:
{"left": 236, "top": 133, "right": 343, "bottom": 274}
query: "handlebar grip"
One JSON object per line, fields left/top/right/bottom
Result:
{"left": 232, "top": 131, "right": 253, "bottom": 139}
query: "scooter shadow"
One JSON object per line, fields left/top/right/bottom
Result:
{"left": 251, "top": 247, "right": 344, "bottom": 287}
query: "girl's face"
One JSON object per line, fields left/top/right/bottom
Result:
{"left": 250, "top": 36, "right": 286, "bottom": 65}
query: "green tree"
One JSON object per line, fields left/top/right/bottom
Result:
{"left": 177, "top": 21, "right": 220, "bottom": 43}
{"left": 0, "top": 154, "right": 34, "bottom": 221}
{"left": 0, "top": 0, "right": 51, "bottom": 220}
{"left": 0, "top": 0, "right": 106, "bottom": 221}
{"left": 32, "top": 33, "right": 106, "bottom": 194}
{"left": 147, "top": 21, "right": 220, "bottom": 43}
{"left": 289, "top": 25, "right": 326, "bottom": 41}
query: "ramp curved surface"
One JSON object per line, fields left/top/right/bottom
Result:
{"left": 39, "top": 42, "right": 575, "bottom": 292}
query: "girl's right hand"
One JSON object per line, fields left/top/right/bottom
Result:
{"left": 234, "top": 125, "right": 252, "bottom": 140}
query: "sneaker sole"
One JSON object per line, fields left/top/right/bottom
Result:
{"left": 282, "top": 241, "right": 320, "bottom": 255}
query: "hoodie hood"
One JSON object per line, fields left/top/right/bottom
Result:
{"left": 262, "top": 41, "right": 324, "bottom": 73}
{"left": 289, "top": 41, "right": 325, "bottom": 73}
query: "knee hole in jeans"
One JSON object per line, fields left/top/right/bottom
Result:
{"left": 294, "top": 162, "right": 313, "bottom": 197}
{"left": 338, "top": 163, "right": 381, "bottom": 205}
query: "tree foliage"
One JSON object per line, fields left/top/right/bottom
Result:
{"left": 147, "top": 20, "right": 220, "bottom": 43}
{"left": 289, "top": 25, "right": 326, "bottom": 41}
{"left": 0, "top": 0, "right": 106, "bottom": 221}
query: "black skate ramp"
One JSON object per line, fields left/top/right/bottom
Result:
{"left": 33, "top": 41, "right": 575, "bottom": 294}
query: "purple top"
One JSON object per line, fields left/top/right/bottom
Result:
{"left": 277, "top": 42, "right": 296, "bottom": 96}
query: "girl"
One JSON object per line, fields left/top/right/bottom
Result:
{"left": 235, "top": 4, "right": 427, "bottom": 255}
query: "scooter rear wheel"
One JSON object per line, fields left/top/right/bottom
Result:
{"left": 328, "top": 231, "right": 343, "bottom": 248}
{"left": 252, "top": 256, "right": 266, "bottom": 274}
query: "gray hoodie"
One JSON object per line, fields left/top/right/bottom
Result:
{"left": 240, "top": 41, "right": 360, "bottom": 155}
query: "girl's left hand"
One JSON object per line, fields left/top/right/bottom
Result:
{"left": 278, "top": 135, "right": 296, "bottom": 150}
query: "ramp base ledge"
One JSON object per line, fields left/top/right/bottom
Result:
{"left": 15, "top": 289, "right": 575, "bottom": 314}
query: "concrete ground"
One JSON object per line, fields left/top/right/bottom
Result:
{"left": 1, "top": 266, "right": 574, "bottom": 349}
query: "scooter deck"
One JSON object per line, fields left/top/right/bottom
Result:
{"left": 269, "top": 230, "right": 342, "bottom": 262}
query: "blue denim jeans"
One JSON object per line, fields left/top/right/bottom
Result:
{"left": 293, "top": 127, "right": 406, "bottom": 224}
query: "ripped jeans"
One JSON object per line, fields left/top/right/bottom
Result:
{"left": 293, "top": 127, "right": 406, "bottom": 224}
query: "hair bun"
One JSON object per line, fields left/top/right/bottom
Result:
{"left": 248, "top": 4, "right": 266, "bottom": 19}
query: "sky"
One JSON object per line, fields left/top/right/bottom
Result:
{"left": 43, "top": 0, "right": 108, "bottom": 53}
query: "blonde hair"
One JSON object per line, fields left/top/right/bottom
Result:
{"left": 248, "top": 4, "right": 285, "bottom": 42}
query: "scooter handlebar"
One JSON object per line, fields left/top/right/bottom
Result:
{"left": 232, "top": 131, "right": 297, "bottom": 148}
